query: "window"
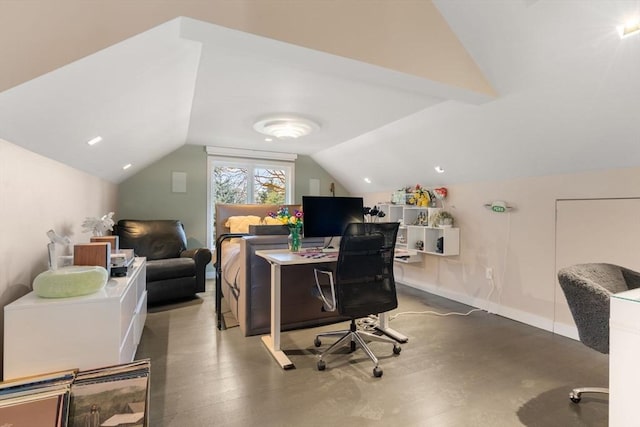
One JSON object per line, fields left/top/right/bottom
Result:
{"left": 206, "top": 147, "right": 296, "bottom": 247}
{"left": 212, "top": 161, "right": 290, "bottom": 205}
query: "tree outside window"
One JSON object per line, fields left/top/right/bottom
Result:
{"left": 213, "top": 166, "right": 286, "bottom": 205}
{"left": 209, "top": 158, "right": 294, "bottom": 243}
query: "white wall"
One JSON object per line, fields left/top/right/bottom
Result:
{"left": 554, "top": 198, "right": 640, "bottom": 338}
{"left": 365, "top": 166, "right": 640, "bottom": 338}
{"left": 0, "top": 138, "right": 117, "bottom": 376}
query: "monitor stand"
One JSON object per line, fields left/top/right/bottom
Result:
{"left": 322, "top": 236, "right": 341, "bottom": 251}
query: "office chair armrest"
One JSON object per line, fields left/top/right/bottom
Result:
{"left": 313, "top": 268, "right": 337, "bottom": 312}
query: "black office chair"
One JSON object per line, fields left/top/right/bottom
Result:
{"left": 312, "top": 222, "right": 401, "bottom": 377}
{"left": 557, "top": 263, "right": 640, "bottom": 403}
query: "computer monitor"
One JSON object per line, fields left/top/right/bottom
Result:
{"left": 302, "top": 196, "right": 364, "bottom": 238}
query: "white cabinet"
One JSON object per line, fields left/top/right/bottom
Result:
{"left": 609, "top": 288, "right": 640, "bottom": 426}
{"left": 378, "top": 204, "right": 460, "bottom": 257}
{"left": 3, "top": 258, "right": 147, "bottom": 380}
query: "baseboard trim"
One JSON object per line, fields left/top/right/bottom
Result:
{"left": 552, "top": 321, "right": 579, "bottom": 340}
{"left": 397, "top": 278, "right": 578, "bottom": 340}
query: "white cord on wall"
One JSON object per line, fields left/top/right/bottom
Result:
{"left": 372, "top": 210, "right": 512, "bottom": 326}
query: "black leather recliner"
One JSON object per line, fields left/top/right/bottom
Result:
{"left": 115, "top": 219, "right": 212, "bottom": 305}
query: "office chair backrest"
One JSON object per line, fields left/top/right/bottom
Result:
{"left": 344, "top": 222, "right": 400, "bottom": 251}
{"left": 557, "top": 263, "right": 640, "bottom": 354}
{"left": 343, "top": 222, "right": 399, "bottom": 270}
{"left": 335, "top": 223, "right": 399, "bottom": 319}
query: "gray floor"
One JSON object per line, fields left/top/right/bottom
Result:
{"left": 136, "top": 281, "right": 609, "bottom": 426}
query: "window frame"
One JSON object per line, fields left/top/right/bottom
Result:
{"left": 206, "top": 152, "right": 295, "bottom": 249}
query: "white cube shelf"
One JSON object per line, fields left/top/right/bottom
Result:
{"left": 378, "top": 204, "right": 460, "bottom": 257}
{"left": 407, "top": 226, "right": 459, "bottom": 256}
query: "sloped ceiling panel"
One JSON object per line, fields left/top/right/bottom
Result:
{"left": 315, "top": 0, "right": 640, "bottom": 194}
{"left": 0, "top": 1, "right": 495, "bottom": 98}
{"left": 0, "top": 19, "right": 202, "bottom": 182}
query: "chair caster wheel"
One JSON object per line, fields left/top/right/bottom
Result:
{"left": 314, "top": 337, "right": 322, "bottom": 347}
{"left": 393, "top": 345, "right": 401, "bottom": 355}
{"left": 317, "top": 360, "right": 326, "bottom": 371}
{"left": 569, "top": 392, "right": 581, "bottom": 403}
{"left": 373, "top": 367, "right": 383, "bottom": 378}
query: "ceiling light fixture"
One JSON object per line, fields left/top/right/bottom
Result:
{"left": 435, "top": 166, "right": 445, "bottom": 174}
{"left": 253, "top": 115, "right": 320, "bottom": 140}
{"left": 122, "top": 163, "right": 132, "bottom": 170}
{"left": 364, "top": 177, "right": 372, "bottom": 184}
{"left": 87, "top": 136, "right": 102, "bottom": 146}
{"left": 618, "top": 18, "right": 640, "bottom": 38}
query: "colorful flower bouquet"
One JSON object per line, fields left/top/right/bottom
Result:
{"left": 268, "top": 207, "right": 303, "bottom": 251}
{"left": 408, "top": 184, "right": 431, "bottom": 207}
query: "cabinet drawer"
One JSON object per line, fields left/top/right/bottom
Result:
{"left": 134, "top": 291, "right": 148, "bottom": 345}
{"left": 120, "top": 320, "right": 136, "bottom": 363}
{"left": 135, "top": 264, "right": 147, "bottom": 302}
{"left": 120, "top": 278, "right": 137, "bottom": 340}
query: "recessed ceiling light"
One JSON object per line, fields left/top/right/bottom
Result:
{"left": 435, "top": 166, "right": 445, "bottom": 174}
{"left": 265, "top": 137, "right": 273, "bottom": 142}
{"left": 618, "top": 17, "right": 640, "bottom": 38}
{"left": 87, "top": 136, "right": 102, "bottom": 146}
{"left": 253, "top": 114, "right": 320, "bottom": 140}
{"left": 122, "top": 163, "right": 132, "bottom": 170}
{"left": 364, "top": 177, "right": 372, "bottom": 184}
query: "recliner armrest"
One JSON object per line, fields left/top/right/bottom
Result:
{"left": 181, "top": 248, "right": 212, "bottom": 295}
{"left": 181, "top": 248, "right": 212, "bottom": 268}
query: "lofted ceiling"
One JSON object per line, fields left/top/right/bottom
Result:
{"left": 1, "top": 1, "right": 640, "bottom": 194}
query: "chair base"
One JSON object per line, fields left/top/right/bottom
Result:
{"left": 569, "top": 387, "right": 609, "bottom": 403}
{"left": 314, "top": 320, "right": 401, "bottom": 377}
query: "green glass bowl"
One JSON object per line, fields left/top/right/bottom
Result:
{"left": 33, "top": 266, "right": 109, "bottom": 298}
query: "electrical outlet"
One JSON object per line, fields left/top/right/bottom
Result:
{"left": 485, "top": 267, "right": 493, "bottom": 280}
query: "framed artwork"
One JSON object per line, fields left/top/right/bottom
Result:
{"left": 0, "top": 359, "right": 150, "bottom": 427}
{"left": 68, "top": 359, "right": 150, "bottom": 427}
{"left": 0, "top": 389, "right": 71, "bottom": 427}
{"left": 0, "top": 369, "right": 76, "bottom": 427}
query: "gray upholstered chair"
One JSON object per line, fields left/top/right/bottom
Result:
{"left": 557, "top": 263, "right": 640, "bottom": 403}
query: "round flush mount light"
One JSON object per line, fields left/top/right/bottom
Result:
{"left": 253, "top": 115, "right": 320, "bottom": 140}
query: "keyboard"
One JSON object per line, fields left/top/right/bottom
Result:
{"left": 299, "top": 253, "right": 330, "bottom": 259}
{"left": 321, "top": 247, "right": 339, "bottom": 253}
{"left": 298, "top": 249, "right": 338, "bottom": 260}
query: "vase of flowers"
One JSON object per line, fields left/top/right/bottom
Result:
{"left": 268, "top": 207, "right": 303, "bottom": 252}
{"left": 408, "top": 184, "right": 431, "bottom": 207}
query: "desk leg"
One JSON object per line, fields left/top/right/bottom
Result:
{"left": 261, "top": 262, "right": 295, "bottom": 369}
{"left": 376, "top": 312, "right": 408, "bottom": 343}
